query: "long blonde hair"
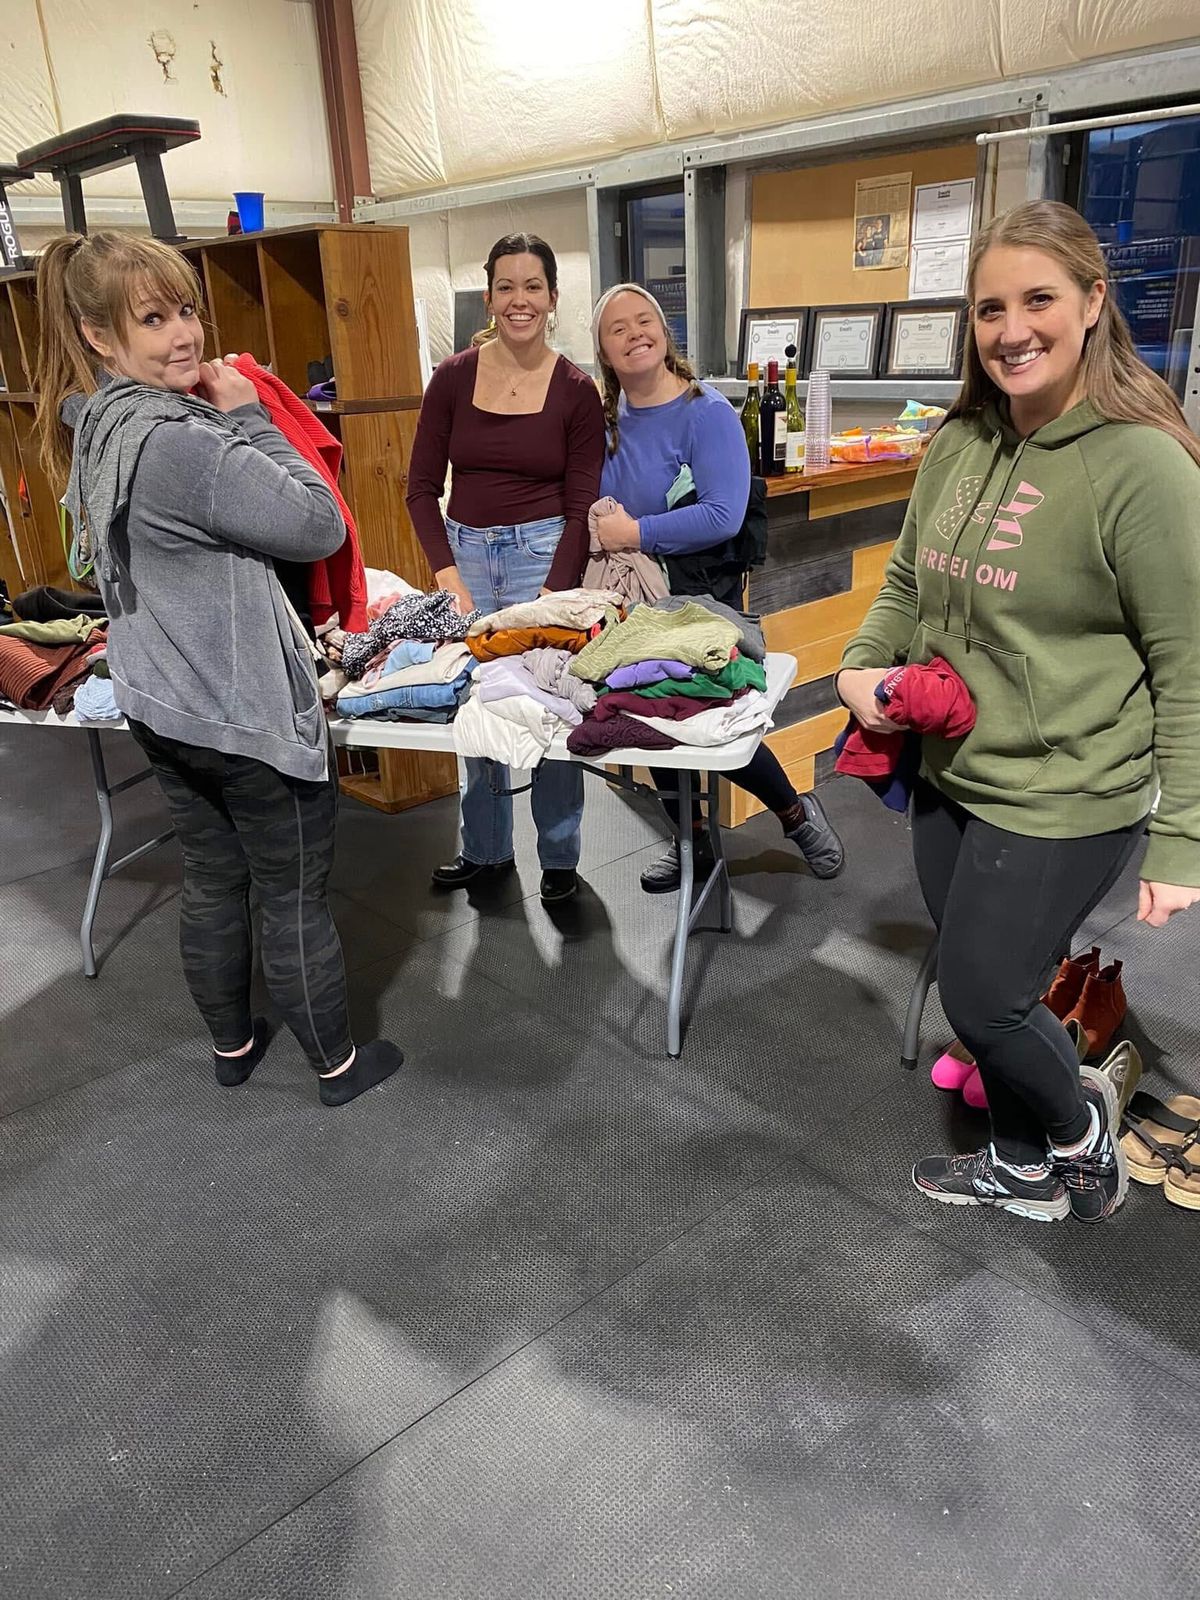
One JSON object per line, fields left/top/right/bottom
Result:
{"left": 591, "top": 283, "right": 701, "bottom": 455}
{"left": 34, "top": 232, "right": 205, "bottom": 489}
{"left": 947, "top": 200, "right": 1200, "bottom": 467}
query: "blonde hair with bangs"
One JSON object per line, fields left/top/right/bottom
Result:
{"left": 35, "top": 232, "right": 206, "bottom": 488}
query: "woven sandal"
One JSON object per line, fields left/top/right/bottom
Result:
{"left": 1164, "top": 1135, "right": 1200, "bottom": 1212}
{"left": 1119, "top": 1091, "right": 1200, "bottom": 1186}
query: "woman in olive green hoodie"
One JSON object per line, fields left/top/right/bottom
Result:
{"left": 839, "top": 201, "right": 1200, "bottom": 1226}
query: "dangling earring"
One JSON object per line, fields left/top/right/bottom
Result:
{"left": 548, "top": 310, "right": 558, "bottom": 335}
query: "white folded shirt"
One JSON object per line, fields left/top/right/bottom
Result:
{"left": 625, "top": 691, "right": 772, "bottom": 747}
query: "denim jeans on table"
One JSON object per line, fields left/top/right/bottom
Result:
{"left": 446, "top": 515, "right": 584, "bottom": 870}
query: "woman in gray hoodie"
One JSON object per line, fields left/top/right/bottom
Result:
{"left": 35, "top": 232, "right": 401, "bottom": 1106}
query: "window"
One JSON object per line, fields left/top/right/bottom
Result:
{"left": 1079, "top": 114, "right": 1200, "bottom": 398}
{"left": 622, "top": 185, "right": 688, "bottom": 354}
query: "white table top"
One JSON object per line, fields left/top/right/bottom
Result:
{"left": 0, "top": 653, "right": 799, "bottom": 773}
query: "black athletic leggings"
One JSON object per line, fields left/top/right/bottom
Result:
{"left": 129, "top": 721, "right": 354, "bottom": 1072}
{"left": 650, "top": 744, "right": 797, "bottom": 829}
{"left": 911, "top": 779, "right": 1145, "bottom": 1165}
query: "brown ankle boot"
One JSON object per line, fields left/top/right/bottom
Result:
{"left": 1063, "top": 960, "right": 1126, "bottom": 1059}
{"left": 1042, "top": 946, "right": 1101, "bottom": 1020}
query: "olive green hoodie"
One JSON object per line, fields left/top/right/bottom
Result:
{"left": 841, "top": 400, "right": 1200, "bottom": 885}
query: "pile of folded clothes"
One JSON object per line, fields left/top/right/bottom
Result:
{"left": 332, "top": 588, "right": 486, "bottom": 723}
{"left": 453, "top": 588, "right": 623, "bottom": 762}
{"left": 564, "top": 594, "right": 772, "bottom": 757}
{"left": 0, "top": 585, "right": 111, "bottom": 718}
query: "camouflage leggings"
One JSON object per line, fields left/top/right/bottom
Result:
{"left": 128, "top": 721, "right": 354, "bottom": 1071}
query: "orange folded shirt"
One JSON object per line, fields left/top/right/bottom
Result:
{"left": 466, "top": 626, "right": 590, "bottom": 661}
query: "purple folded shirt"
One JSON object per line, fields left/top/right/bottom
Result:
{"left": 604, "top": 658, "right": 694, "bottom": 690}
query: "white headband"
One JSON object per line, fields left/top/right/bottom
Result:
{"left": 590, "top": 282, "right": 668, "bottom": 368}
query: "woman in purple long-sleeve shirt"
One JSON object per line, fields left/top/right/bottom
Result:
{"left": 592, "top": 283, "right": 845, "bottom": 894}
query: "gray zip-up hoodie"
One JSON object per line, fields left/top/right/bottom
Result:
{"left": 63, "top": 377, "right": 345, "bottom": 781}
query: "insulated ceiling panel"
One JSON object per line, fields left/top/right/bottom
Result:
{"left": 0, "top": 2, "right": 58, "bottom": 195}
{"left": 999, "top": 0, "right": 1200, "bottom": 76}
{"left": 406, "top": 211, "right": 454, "bottom": 364}
{"left": 36, "top": 1, "right": 333, "bottom": 203}
{"left": 650, "top": 1, "right": 1005, "bottom": 141}
{"left": 425, "top": 1, "right": 662, "bottom": 186}
{"left": 354, "top": 0, "right": 446, "bottom": 195}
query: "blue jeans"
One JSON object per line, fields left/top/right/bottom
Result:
{"left": 446, "top": 515, "right": 584, "bottom": 870}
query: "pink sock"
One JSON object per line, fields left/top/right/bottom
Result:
{"left": 962, "top": 1068, "right": 989, "bottom": 1110}
{"left": 931, "top": 1051, "right": 976, "bottom": 1091}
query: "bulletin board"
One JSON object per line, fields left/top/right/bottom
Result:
{"left": 749, "top": 144, "right": 979, "bottom": 308}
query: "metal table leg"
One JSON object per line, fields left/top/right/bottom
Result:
{"left": 578, "top": 760, "right": 732, "bottom": 1058}
{"left": 666, "top": 769, "right": 694, "bottom": 1058}
{"left": 900, "top": 932, "right": 940, "bottom": 1070}
{"left": 80, "top": 729, "right": 174, "bottom": 978}
{"left": 706, "top": 771, "right": 732, "bottom": 933}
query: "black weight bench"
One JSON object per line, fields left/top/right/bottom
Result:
{"left": 16, "top": 114, "right": 200, "bottom": 241}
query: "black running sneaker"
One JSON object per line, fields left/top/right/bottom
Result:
{"left": 782, "top": 793, "right": 845, "bottom": 879}
{"left": 912, "top": 1144, "right": 1070, "bottom": 1222}
{"left": 1052, "top": 1065, "right": 1128, "bottom": 1222}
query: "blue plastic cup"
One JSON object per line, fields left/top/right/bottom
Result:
{"left": 233, "top": 191, "right": 265, "bottom": 234}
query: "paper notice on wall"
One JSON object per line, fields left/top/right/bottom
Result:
{"left": 909, "top": 180, "right": 974, "bottom": 298}
{"left": 912, "top": 179, "right": 975, "bottom": 245}
{"left": 853, "top": 172, "right": 912, "bottom": 270}
{"left": 909, "top": 240, "right": 969, "bottom": 298}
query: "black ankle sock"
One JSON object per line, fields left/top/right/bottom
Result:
{"left": 319, "top": 1039, "right": 404, "bottom": 1106}
{"left": 213, "top": 1017, "right": 271, "bottom": 1087}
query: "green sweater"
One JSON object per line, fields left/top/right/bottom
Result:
{"left": 841, "top": 401, "right": 1200, "bottom": 885}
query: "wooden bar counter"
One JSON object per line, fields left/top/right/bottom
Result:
{"left": 729, "top": 446, "right": 926, "bottom": 825}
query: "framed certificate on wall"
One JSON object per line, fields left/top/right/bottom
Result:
{"left": 803, "top": 304, "right": 885, "bottom": 377}
{"left": 737, "top": 307, "right": 807, "bottom": 374}
{"left": 881, "top": 299, "right": 967, "bottom": 379}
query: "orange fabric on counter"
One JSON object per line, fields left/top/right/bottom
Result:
{"left": 466, "top": 626, "right": 590, "bottom": 662}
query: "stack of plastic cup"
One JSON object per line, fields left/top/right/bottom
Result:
{"left": 806, "top": 368, "right": 831, "bottom": 470}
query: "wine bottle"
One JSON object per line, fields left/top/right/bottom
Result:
{"left": 784, "top": 344, "right": 806, "bottom": 473}
{"left": 759, "top": 359, "right": 786, "bottom": 477}
{"left": 740, "top": 362, "right": 761, "bottom": 473}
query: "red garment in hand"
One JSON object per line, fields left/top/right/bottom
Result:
{"left": 228, "top": 354, "right": 368, "bottom": 632}
{"left": 835, "top": 656, "right": 975, "bottom": 778}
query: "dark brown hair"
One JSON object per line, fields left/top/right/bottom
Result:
{"left": 471, "top": 232, "right": 559, "bottom": 347}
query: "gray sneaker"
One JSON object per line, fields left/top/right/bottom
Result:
{"left": 782, "top": 793, "right": 845, "bottom": 879}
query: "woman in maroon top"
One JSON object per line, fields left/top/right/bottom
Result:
{"left": 406, "top": 233, "right": 605, "bottom": 903}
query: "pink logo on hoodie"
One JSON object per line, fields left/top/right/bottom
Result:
{"left": 986, "top": 481, "right": 1044, "bottom": 551}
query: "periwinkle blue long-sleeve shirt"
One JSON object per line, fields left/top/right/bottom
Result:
{"left": 599, "top": 384, "right": 751, "bottom": 556}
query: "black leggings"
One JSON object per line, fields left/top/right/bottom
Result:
{"left": 129, "top": 721, "right": 353, "bottom": 1072}
{"left": 650, "top": 744, "right": 798, "bottom": 828}
{"left": 911, "top": 779, "right": 1144, "bottom": 1165}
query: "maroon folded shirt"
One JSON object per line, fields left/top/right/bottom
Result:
{"left": 566, "top": 711, "right": 680, "bottom": 757}
{"left": 591, "top": 687, "right": 748, "bottom": 723}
